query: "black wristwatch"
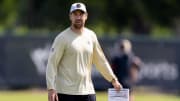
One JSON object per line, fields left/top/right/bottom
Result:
{"left": 111, "top": 78, "right": 118, "bottom": 83}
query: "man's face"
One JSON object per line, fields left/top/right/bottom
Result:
{"left": 70, "top": 10, "right": 87, "bottom": 29}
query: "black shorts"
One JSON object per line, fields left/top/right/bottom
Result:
{"left": 57, "top": 93, "right": 96, "bottom": 101}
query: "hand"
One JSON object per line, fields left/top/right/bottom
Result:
{"left": 112, "top": 79, "right": 123, "bottom": 91}
{"left": 48, "top": 89, "right": 59, "bottom": 101}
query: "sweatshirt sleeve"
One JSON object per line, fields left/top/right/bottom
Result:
{"left": 46, "top": 35, "right": 66, "bottom": 90}
{"left": 92, "top": 33, "right": 117, "bottom": 82}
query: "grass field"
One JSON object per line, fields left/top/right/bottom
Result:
{"left": 0, "top": 90, "right": 180, "bottom": 101}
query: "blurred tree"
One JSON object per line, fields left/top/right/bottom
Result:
{"left": 0, "top": 0, "right": 19, "bottom": 27}
{"left": 142, "top": 0, "right": 180, "bottom": 26}
{"left": 0, "top": 0, "right": 180, "bottom": 36}
{"left": 141, "top": 0, "right": 180, "bottom": 36}
{"left": 107, "top": 0, "right": 152, "bottom": 35}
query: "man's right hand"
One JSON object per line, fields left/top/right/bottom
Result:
{"left": 48, "top": 89, "right": 59, "bottom": 101}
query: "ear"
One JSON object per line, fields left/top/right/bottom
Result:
{"left": 69, "top": 13, "right": 72, "bottom": 21}
{"left": 85, "top": 12, "right": 88, "bottom": 20}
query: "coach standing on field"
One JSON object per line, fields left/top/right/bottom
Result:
{"left": 46, "top": 2, "right": 122, "bottom": 101}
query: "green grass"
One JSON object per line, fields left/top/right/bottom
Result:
{"left": 135, "top": 93, "right": 180, "bottom": 101}
{"left": 0, "top": 90, "right": 47, "bottom": 101}
{"left": 97, "top": 91, "right": 180, "bottom": 101}
{"left": 0, "top": 90, "right": 180, "bottom": 101}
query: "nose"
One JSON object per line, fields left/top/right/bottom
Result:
{"left": 76, "top": 15, "right": 81, "bottom": 19}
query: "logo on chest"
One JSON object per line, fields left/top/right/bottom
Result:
{"left": 87, "top": 41, "right": 91, "bottom": 45}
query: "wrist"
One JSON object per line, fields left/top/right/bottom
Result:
{"left": 111, "top": 78, "right": 118, "bottom": 83}
{"left": 48, "top": 89, "right": 55, "bottom": 92}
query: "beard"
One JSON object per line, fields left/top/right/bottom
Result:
{"left": 73, "top": 24, "right": 83, "bottom": 29}
{"left": 73, "top": 20, "right": 84, "bottom": 29}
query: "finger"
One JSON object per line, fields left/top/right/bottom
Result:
{"left": 48, "top": 94, "right": 52, "bottom": 101}
{"left": 52, "top": 94, "right": 55, "bottom": 101}
{"left": 49, "top": 95, "right": 53, "bottom": 101}
{"left": 116, "top": 83, "right": 121, "bottom": 91}
{"left": 55, "top": 94, "right": 59, "bottom": 101}
{"left": 116, "top": 85, "right": 120, "bottom": 91}
{"left": 114, "top": 85, "right": 118, "bottom": 90}
{"left": 119, "top": 83, "right": 123, "bottom": 89}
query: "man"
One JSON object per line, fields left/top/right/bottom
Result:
{"left": 46, "top": 2, "right": 122, "bottom": 101}
{"left": 111, "top": 39, "right": 141, "bottom": 101}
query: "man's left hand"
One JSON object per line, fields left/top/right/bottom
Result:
{"left": 112, "top": 79, "right": 123, "bottom": 91}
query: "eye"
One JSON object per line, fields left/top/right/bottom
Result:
{"left": 80, "top": 13, "right": 83, "bottom": 16}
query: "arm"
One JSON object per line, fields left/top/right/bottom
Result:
{"left": 92, "top": 34, "right": 122, "bottom": 90}
{"left": 46, "top": 35, "right": 66, "bottom": 101}
{"left": 129, "top": 66, "right": 139, "bottom": 83}
{"left": 129, "top": 56, "right": 142, "bottom": 83}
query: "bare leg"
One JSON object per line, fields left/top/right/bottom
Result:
{"left": 129, "top": 92, "right": 134, "bottom": 101}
